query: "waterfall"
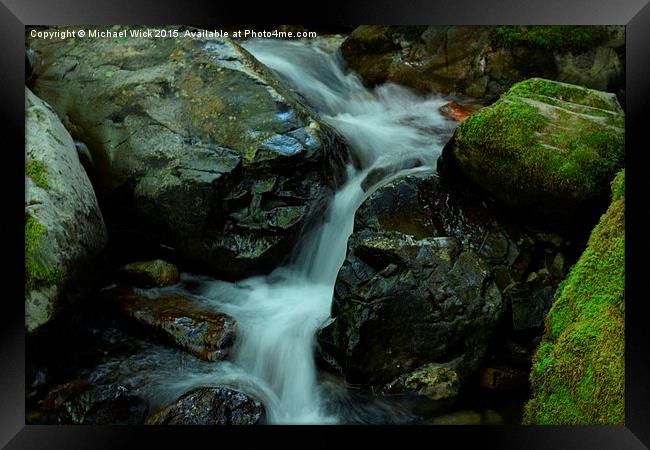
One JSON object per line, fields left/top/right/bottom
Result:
{"left": 191, "top": 37, "right": 454, "bottom": 424}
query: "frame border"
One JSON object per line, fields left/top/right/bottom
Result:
{"left": 2, "top": 0, "right": 648, "bottom": 448}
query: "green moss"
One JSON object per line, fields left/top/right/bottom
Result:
{"left": 611, "top": 169, "right": 625, "bottom": 201}
{"left": 26, "top": 160, "right": 48, "bottom": 189}
{"left": 451, "top": 78, "right": 624, "bottom": 206}
{"left": 507, "top": 78, "right": 618, "bottom": 111}
{"left": 25, "top": 215, "right": 64, "bottom": 291}
{"left": 492, "top": 26, "right": 610, "bottom": 52}
{"left": 524, "top": 170, "right": 625, "bottom": 424}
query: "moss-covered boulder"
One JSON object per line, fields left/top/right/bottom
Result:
{"left": 438, "top": 78, "right": 624, "bottom": 224}
{"left": 27, "top": 26, "right": 350, "bottom": 280}
{"left": 341, "top": 26, "right": 624, "bottom": 99}
{"left": 523, "top": 169, "right": 625, "bottom": 424}
{"left": 25, "top": 88, "right": 107, "bottom": 333}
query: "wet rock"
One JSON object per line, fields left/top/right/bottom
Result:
{"left": 40, "top": 381, "right": 147, "bottom": 425}
{"left": 479, "top": 366, "right": 528, "bottom": 390}
{"left": 320, "top": 172, "right": 512, "bottom": 387}
{"left": 506, "top": 272, "right": 555, "bottom": 330}
{"left": 106, "top": 285, "right": 235, "bottom": 361}
{"left": 116, "top": 259, "right": 180, "bottom": 288}
{"left": 146, "top": 387, "right": 264, "bottom": 425}
{"left": 25, "top": 88, "right": 107, "bottom": 334}
{"left": 439, "top": 101, "right": 483, "bottom": 123}
{"left": 341, "top": 26, "right": 624, "bottom": 99}
{"left": 28, "top": 26, "right": 351, "bottom": 280}
{"left": 439, "top": 78, "right": 624, "bottom": 227}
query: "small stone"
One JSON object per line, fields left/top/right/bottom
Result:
{"left": 116, "top": 259, "right": 180, "bottom": 288}
{"left": 439, "top": 101, "right": 483, "bottom": 122}
{"left": 404, "top": 364, "right": 460, "bottom": 401}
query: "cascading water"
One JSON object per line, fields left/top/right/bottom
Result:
{"left": 95, "top": 37, "right": 457, "bottom": 424}
{"left": 184, "top": 37, "right": 456, "bottom": 424}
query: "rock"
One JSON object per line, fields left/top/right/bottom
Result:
{"left": 439, "top": 101, "right": 483, "bottom": 123}
{"left": 430, "top": 409, "right": 483, "bottom": 425}
{"left": 116, "top": 259, "right": 180, "bottom": 288}
{"left": 479, "top": 366, "right": 528, "bottom": 390}
{"left": 319, "top": 172, "right": 511, "bottom": 387}
{"left": 42, "top": 379, "right": 89, "bottom": 411}
{"left": 28, "top": 26, "right": 351, "bottom": 281}
{"left": 524, "top": 170, "right": 625, "bottom": 425}
{"left": 506, "top": 273, "right": 555, "bottom": 330}
{"left": 26, "top": 47, "right": 36, "bottom": 80}
{"left": 25, "top": 88, "right": 108, "bottom": 334}
{"left": 105, "top": 285, "right": 235, "bottom": 361}
{"left": 403, "top": 364, "right": 460, "bottom": 401}
{"left": 438, "top": 78, "right": 624, "bottom": 226}
{"left": 40, "top": 381, "right": 147, "bottom": 425}
{"left": 146, "top": 387, "right": 264, "bottom": 425}
{"left": 482, "top": 409, "right": 505, "bottom": 425}
{"left": 341, "top": 26, "right": 624, "bottom": 99}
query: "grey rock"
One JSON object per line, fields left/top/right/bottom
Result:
{"left": 25, "top": 88, "right": 108, "bottom": 333}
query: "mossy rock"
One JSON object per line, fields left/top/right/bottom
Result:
{"left": 25, "top": 88, "right": 107, "bottom": 333}
{"left": 523, "top": 169, "right": 624, "bottom": 424}
{"left": 439, "top": 78, "right": 624, "bottom": 223}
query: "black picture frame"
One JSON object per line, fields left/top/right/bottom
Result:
{"left": 2, "top": 0, "right": 649, "bottom": 448}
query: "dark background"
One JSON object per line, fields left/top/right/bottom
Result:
{"left": 1, "top": 0, "right": 649, "bottom": 448}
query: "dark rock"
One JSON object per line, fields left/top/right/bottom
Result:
{"left": 506, "top": 272, "right": 555, "bottom": 330}
{"left": 146, "top": 387, "right": 264, "bottom": 425}
{"left": 116, "top": 259, "right": 180, "bottom": 288}
{"left": 105, "top": 285, "right": 235, "bottom": 361}
{"left": 479, "top": 366, "right": 528, "bottom": 390}
{"left": 341, "top": 26, "right": 624, "bottom": 99}
{"left": 28, "top": 26, "right": 351, "bottom": 281}
{"left": 320, "top": 172, "right": 512, "bottom": 387}
{"left": 41, "top": 381, "right": 147, "bottom": 425}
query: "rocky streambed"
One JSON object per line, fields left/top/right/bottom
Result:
{"left": 25, "top": 26, "right": 625, "bottom": 425}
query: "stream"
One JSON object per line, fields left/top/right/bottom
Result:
{"left": 89, "top": 36, "right": 457, "bottom": 424}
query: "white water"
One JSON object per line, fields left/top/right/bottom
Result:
{"left": 190, "top": 38, "right": 455, "bottom": 424}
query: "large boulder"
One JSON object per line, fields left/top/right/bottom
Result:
{"left": 341, "top": 26, "right": 624, "bottom": 99}
{"left": 25, "top": 87, "right": 108, "bottom": 334}
{"left": 146, "top": 387, "right": 264, "bottom": 425}
{"left": 438, "top": 78, "right": 624, "bottom": 226}
{"left": 318, "top": 172, "right": 524, "bottom": 387}
{"left": 27, "top": 26, "right": 350, "bottom": 280}
{"left": 524, "top": 170, "right": 625, "bottom": 424}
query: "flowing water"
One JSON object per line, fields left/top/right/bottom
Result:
{"left": 93, "top": 37, "right": 457, "bottom": 424}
